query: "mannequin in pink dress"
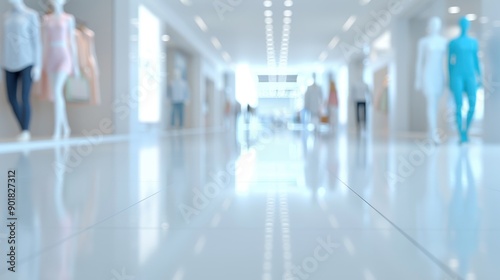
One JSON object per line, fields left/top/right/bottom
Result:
{"left": 42, "top": 0, "right": 80, "bottom": 140}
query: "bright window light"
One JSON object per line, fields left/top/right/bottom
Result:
{"left": 138, "top": 5, "right": 161, "bottom": 123}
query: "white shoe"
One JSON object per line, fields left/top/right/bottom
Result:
{"left": 17, "top": 131, "right": 31, "bottom": 142}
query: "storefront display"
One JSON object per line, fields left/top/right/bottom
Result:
{"left": 1, "top": 0, "right": 42, "bottom": 141}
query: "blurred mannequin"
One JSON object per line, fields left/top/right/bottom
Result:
{"left": 448, "top": 18, "right": 482, "bottom": 144}
{"left": 351, "top": 81, "right": 371, "bottom": 130}
{"left": 167, "top": 69, "right": 190, "bottom": 129}
{"left": 304, "top": 73, "right": 323, "bottom": 129}
{"left": 327, "top": 73, "right": 338, "bottom": 128}
{"left": 42, "top": 0, "right": 80, "bottom": 140}
{"left": 1, "top": 0, "right": 41, "bottom": 141}
{"left": 416, "top": 17, "right": 447, "bottom": 144}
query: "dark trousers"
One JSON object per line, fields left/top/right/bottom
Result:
{"left": 356, "top": 102, "right": 367, "bottom": 127}
{"left": 171, "top": 102, "right": 185, "bottom": 128}
{"left": 5, "top": 66, "right": 33, "bottom": 131}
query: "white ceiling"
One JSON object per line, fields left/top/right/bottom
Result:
{"left": 164, "top": 0, "right": 481, "bottom": 68}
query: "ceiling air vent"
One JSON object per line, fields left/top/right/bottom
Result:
{"left": 258, "top": 75, "right": 298, "bottom": 83}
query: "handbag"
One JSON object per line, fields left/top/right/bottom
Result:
{"left": 65, "top": 76, "right": 91, "bottom": 103}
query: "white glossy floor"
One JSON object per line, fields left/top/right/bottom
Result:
{"left": 0, "top": 125, "right": 499, "bottom": 280}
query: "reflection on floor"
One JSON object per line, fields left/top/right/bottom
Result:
{"left": 0, "top": 125, "right": 499, "bottom": 280}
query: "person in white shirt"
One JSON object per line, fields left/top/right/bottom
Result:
{"left": 351, "top": 81, "right": 371, "bottom": 130}
{"left": 303, "top": 73, "right": 324, "bottom": 129}
{"left": 1, "top": 0, "right": 42, "bottom": 141}
{"left": 167, "top": 69, "right": 190, "bottom": 129}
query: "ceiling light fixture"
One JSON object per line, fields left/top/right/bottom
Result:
{"left": 222, "top": 52, "right": 231, "bottom": 62}
{"left": 448, "top": 6, "right": 460, "bottom": 14}
{"left": 194, "top": 16, "right": 208, "bottom": 32}
{"left": 284, "top": 0, "right": 293, "bottom": 7}
{"left": 343, "top": 16, "right": 357, "bottom": 32}
{"left": 161, "top": 35, "right": 170, "bottom": 42}
{"left": 180, "top": 0, "right": 192, "bottom": 6}
{"left": 466, "top": 14, "right": 477, "bottom": 21}
{"left": 319, "top": 51, "right": 328, "bottom": 61}
{"left": 328, "top": 36, "right": 339, "bottom": 49}
{"left": 211, "top": 37, "right": 222, "bottom": 49}
{"left": 264, "top": 0, "right": 272, "bottom": 7}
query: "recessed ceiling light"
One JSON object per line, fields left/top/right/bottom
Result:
{"left": 211, "top": 37, "right": 222, "bottom": 49}
{"left": 343, "top": 16, "right": 357, "bottom": 32}
{"left": 359, "top": 0, "right": 371, "bottom": 6}
{"left": 319, "top": 51, "right": 328, "bottom": 61}
{"left": 194, "top": 16, "right": 208, "bottom": 32}
{"left": 161, "top": 35, "right": 170, "bottom": 42}
{"left": 284, "top": 10, "right": 293, "bottom": 17}
{"left": 466, "top": 14, "right": 477, "bottom": 21}
{"left": 284, "top": 0, "right": 293, "bottom": 7}
{"left": 265, "top": 18, "right": 273, "bottom": 24}
{"left": 328, "top": 36, "right": 340, "bottom": 49}
{"left": 265, "top": 10, "right": 273, "bottom": 17}
{"left": 448, "top": 6, "right": 460, "bottom": 14}
{"left": 180, "top": 0, "right": 192, "bottom": 6}
{"left": 283, "top": 17, "right": 292, "bottom": 24}
{"left": 222, "top": 52, "right": 231, "bottom": 62}
{"left": 264, "top": 0, "right": 272, "bottom": 8}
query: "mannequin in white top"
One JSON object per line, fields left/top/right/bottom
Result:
{"left": 43, "top": 0, "right": 80, "bottom": 140}
{"left": 1, "top": 0, "right": 42, "bottom": 141}
{"left": 415, "top": 17, "right": 447, "bottom": 143}
{"left": 303, "top": 73, "right": 324, "bottom": 129}
{"left": 167, "top": 69, "right": 190, "bottom": 129}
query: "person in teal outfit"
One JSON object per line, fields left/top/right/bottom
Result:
{"left": 448, "top": 17, "right": 482, "bottom": 144}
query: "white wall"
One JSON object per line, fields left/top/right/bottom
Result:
{"left": 0, "top": 0, "right": 115, "bottom": 139}
{"left": 482, "top": 0, "right": 500, "bottom": 143}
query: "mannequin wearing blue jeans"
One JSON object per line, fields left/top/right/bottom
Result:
{"left": 5, "top": 66, "right": 33, "bottom": 133}
{"left": 171, "top": 103, "right": 185, "bottom": 128}
{"left": 448, "top": 18, "right": 482, "bottom": 144}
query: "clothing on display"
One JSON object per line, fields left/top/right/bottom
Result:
{"left": 356, "top": 101, "right": 367, "bottom": 127}
{"left": 42, "top": 13, "right": 74, "bottom": 74}
{"left": 351, "top": 81, "right": 370, "bottom": 103}
{"left": 1, "top": 2, "right": 41, "bottom": 139}
{"left": 328, "top": 80, "right": 338, "bottom": 107}
{"left": 2, "top": 6, "right": 41, "bottom": 72}
{"left": 168, "top": 79, "right": 190, "bottom": 103}
{"left": 73, "top": 25, "right": 100, "bottom": 105}
{"left": 304, "top": 84, "right": 323, "bottom": 116}
{"left": 168, "top": 74, "right": 190, "bottom": 128}
{"left": 5, "top": 66, "right": 33, "bottom": 131}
